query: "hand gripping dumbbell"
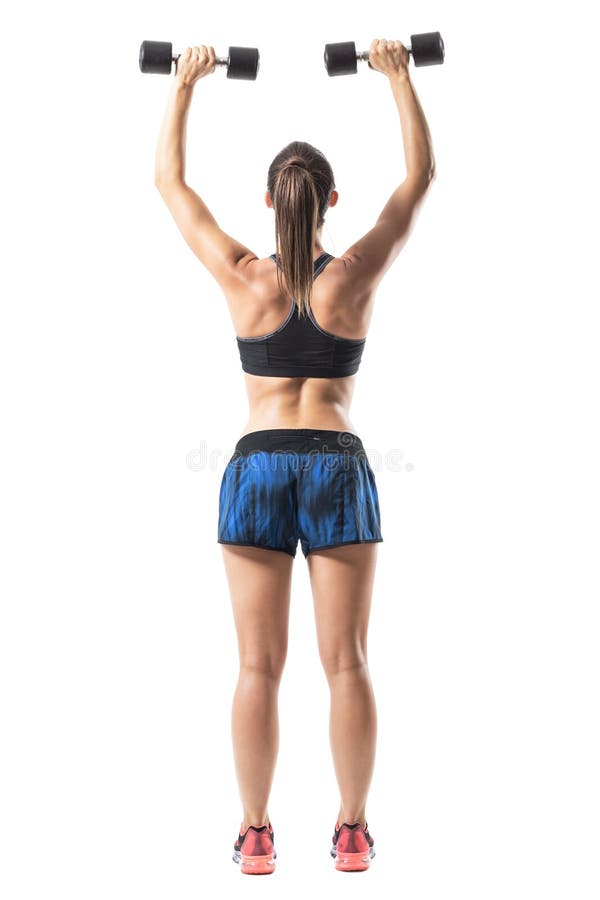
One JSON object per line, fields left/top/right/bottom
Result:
{"left": 139, "top": 40, "right": 260, "bottom": 80}
{"left": 324, "top": 32, "right": 444, "bottom": 76}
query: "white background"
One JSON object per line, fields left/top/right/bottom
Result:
{"left": 1, "top": 0, "right": 599, "bottom": 896}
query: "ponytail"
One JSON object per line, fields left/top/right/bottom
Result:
{"left": 267, "top": 141, "right": 336, "bottom": 320}
{"left": 272, "top": 161, "right": 319, "bottom": 319}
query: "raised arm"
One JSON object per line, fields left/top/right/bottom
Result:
{"left": 154, "top": 47, "right": 258, "bottom": 288}
{"left": 341, "top": 39, "right": 436, "bottom": 289}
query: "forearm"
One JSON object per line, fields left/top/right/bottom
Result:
{"left": 154, "top": 80, "right": 194, "bottom": 183}
{"left": 388, "top": 72, "right": 435, "bottom": 181}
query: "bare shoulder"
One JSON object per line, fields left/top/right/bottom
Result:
{"left": 320, "top": 254, "right": 377, "bottom": 312}
{"left": 313, "top": 255, "right": 377, "bottom": 339}
{"left": 222, "top": 254, "right": 287, "bottom": 335}
{"left": 224, "top": 254, "right": 272, "bottom": 302}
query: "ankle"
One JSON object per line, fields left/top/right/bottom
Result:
{"left": 241, "top": 815, "right": 271, "bottom": 831}
{"left": 337, "top": 811, "right": 367, "bottom": 829}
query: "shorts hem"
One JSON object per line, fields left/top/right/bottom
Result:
{"left": 218, "top": 539, "right": 296, "bottom": 558}
{"left": 304, "top": 537, "right": 383, "bottom": 555}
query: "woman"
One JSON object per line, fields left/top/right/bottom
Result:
{"left": 154, "top": 38, "right": 435, "bottom": 873}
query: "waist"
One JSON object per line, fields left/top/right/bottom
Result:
{"left": 241, "top": 378, "right": 357, "bottom": 436}
{"left": 233, "top": 428, "right": 366, "bottom": 458}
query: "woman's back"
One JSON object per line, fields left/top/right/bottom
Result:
{"left": 226, "top": 250, "right": 379, "bottom": 436}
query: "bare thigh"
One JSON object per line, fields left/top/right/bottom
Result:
{"left": 221, "top": 545, "right": 294, "bottom": 676}
{"left": 307, "top": 543, "right": 379, "bottom": 674}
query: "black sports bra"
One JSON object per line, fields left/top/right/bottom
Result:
{"left": 236, "top": 252, "right": 366, "bottom": 378}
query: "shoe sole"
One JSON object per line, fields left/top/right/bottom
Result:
{"left": 238, "top": 852, "right": 276, "bottom": 874}
{"left": 334, "top": 849, "right": 373, "bottom": 872}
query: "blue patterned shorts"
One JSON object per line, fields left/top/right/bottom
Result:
{"left": 217, "top": 428, "right": 383, "bottom": 558}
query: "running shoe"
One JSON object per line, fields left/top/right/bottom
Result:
{"left": 330, "top": 820, "right": 375, "bottom": 871}
{"left": 232, "top": 821, "right": 277, "bottom": 874}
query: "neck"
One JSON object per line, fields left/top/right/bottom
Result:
{"left": 274, "top": 237, "right": 325, "bottom": 257}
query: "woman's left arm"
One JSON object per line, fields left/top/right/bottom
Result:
{"left": 154, "top": 47, "right": 257, "bottom": 286}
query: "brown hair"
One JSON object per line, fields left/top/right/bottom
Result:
{"left": 267, "top": 140, "right": 335, "bottom": 318}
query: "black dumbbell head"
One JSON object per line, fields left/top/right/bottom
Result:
{"left": 139, "top": 40, "right": 174, "bottom": 74}
{"left": 227, "top": 46, "right": 260, "bottom": 80}
{"left": 409, "top": 32, "right": 444, "bottom": 66}
{"left": 324, "top": 41, "right": 358, "bottom": 77}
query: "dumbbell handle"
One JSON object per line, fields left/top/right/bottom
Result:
{"left": 356, "top": 46, "right": 413, "bottom": 62}
{"left": 171, "top": 49, "right": 229, "bottom": 68}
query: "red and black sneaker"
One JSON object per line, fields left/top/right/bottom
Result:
{"left": 330, "top": 820, "right": 375, "bottom": 871}
{"left": 232, "top": 821, "right": 276, "bottom": 875}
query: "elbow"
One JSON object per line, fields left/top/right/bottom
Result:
{"left": 155, "top": 173, "right": 184, "bottom": 192}
{"left": 424, "top": 158, "right": 437, "bottom": 185}
{"left": 154, "top": 171, "right": 172, "bottom": 189}
{"left": 408, "top": 154, "right": 436, "bottom": 183}
{"left": 407, "top": 164, "right": 436, "bottom": 194}
{"left": 419, "top": 163, "right": 437, "bottom": 193}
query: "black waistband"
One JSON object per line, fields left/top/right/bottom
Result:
{"left": 233, "top": 428, "right": 366, "bottom": 458}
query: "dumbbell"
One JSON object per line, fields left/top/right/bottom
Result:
{"left": 139, "top": 40, "right": 260, "bottom": 80}
{"left": 324, "top": 32, "right": 444, "bottom": 76}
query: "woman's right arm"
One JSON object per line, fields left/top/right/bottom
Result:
{"left": 341, "top": 39, "right": 436, "bottom": 288}
{"left": 388, "top": 62, "right": 436, "bottom": 184}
